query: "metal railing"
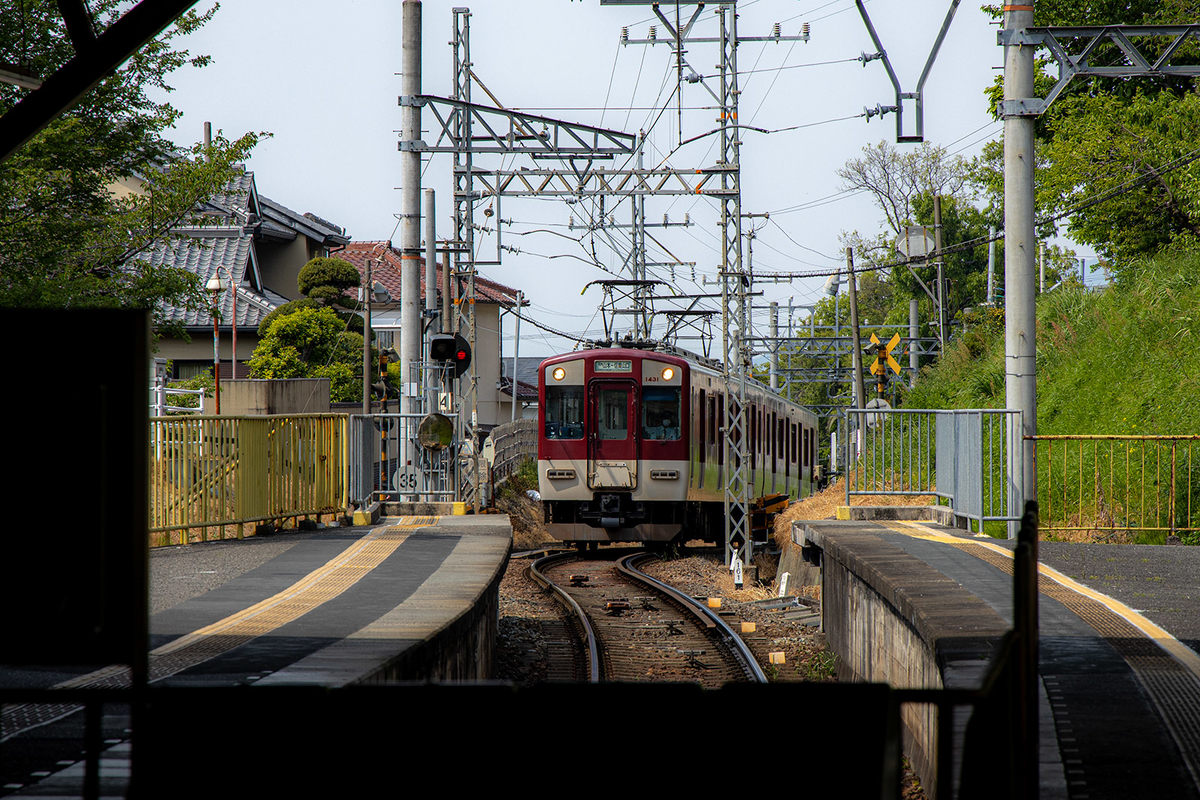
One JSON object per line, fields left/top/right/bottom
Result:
{"left": 489, "top": 418, "right": 536, "bottom": 487}
{"left": 149, "top": 414, "right": 349, "bottom": 546}
{"left": 349, "top": 414, "right": 456, "bottom": 504}
{"left": 149, "top": 384, "right": 207, "bottom": 416}
{"left": 1032, "top": 434, "right": 1200, "bottom": 541}
{"left": 842, "top": 408, "right": 1024, "bottom": 535}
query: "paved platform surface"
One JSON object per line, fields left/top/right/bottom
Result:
{"left": 0, "top": 515, "right": 511, "bottom": 798}
{"left": 804, "top": 517, "right": 1200, "bottom": 800}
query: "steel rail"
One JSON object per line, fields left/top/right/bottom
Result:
{"left": 618, "top": 553, "right": 768, "bottom": 684}
{"left": 529, "top": 552, "right": 601, "bottom": 683}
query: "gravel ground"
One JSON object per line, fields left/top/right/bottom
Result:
{"left": 494, "top": 547, "right": 835, "bottom": 685}
{"left": 494, "top": 546, "right": 925, "bottom": 798}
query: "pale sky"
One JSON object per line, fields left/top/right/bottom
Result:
{"left": 155, "top": 0, "right": 1010, "bottom": 358}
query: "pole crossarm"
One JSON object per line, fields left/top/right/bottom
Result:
{"left": 855, "top": 0, "right": 962, "bottom": 142}
{"left": 1000, "top": 25, "right": 1200, "bottom": 117}
{"left": 404, "top": 94, "right": 637, "bottom": 157}
{"left": 478, "top": 165, "right": 738, "bottom": 198}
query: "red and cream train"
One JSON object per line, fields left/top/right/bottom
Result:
{"left": 537, "top": 344, "right": 819, "bottom": 546}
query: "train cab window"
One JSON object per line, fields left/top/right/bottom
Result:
{"left": 545, "top": 385, "right": 584, "bottom": 439}
{"left": 642, "top": 387, "right": 681, "bottom": 440}
{"left": 598, "top": 388, "right": 629, "bottom": 440}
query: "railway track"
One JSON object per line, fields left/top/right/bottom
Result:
{"left": 529, "top": 550, "right": 767, "bottom": 686}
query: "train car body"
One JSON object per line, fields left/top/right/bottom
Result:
{"left": 537, "top": 345, "right": 819, "bottom": 545}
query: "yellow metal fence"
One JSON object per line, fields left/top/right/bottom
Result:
{"left": 1032, "top": 435, "right": 1200, "bottom": 542}
{"left": 150, "top": 414, "right": 349, "bottom": 547}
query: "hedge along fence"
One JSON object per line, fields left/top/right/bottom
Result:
{"left": 1033, "top": 435, "right": 1200, "bottom": 543}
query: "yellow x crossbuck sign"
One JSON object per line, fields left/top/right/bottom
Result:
{"left": 869, "top": 333, "right": 902, "bottom": 376}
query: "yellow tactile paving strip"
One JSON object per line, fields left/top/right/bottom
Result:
{"left": 1, "top": 517, "right": 436, "bottom": 741}
{"left": 879, "top": 519, "right": 1200, "bottom": 784}
{"left": 153, "top": 517, "right": 434, "bottom": 659}
{"left": 878, "top": 520, "right": 1200, "bottom": 680}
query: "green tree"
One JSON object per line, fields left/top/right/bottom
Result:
{"left": 0, "top": 1, "right": 265, "bottom": 333}
{"left": 837, "top": 141, "right": 997, "bottom": 336}
{"left": 837, "top": 140, "right": 968, "bottom": 237}
{"left": 974, "top": 1, "right": 1200, "bottom": 272}
{"left": 248, "top": 307, "right": 365, "bottom": 402}
{"left": 298, "top": 257, "right": 361, "bottom": 304}
{"left": 257, "top": 257, "right": 363, "bottom": 336}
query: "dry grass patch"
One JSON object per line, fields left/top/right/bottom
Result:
{"left": 771, "top": 478, "right": 936, "bottom": 550}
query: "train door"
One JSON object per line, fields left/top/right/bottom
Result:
{"left": 587, "top": 379, "right": 638, "bottom": 489}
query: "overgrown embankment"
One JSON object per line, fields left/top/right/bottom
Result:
{"left": 904, "top": 248, "right": 1200, "bottom": 435}
{"left": 901, "top": 248, "right": 1200, "bottom": 543}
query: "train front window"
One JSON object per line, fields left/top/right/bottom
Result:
{"left": 642, "top": 387, "right": 681, "bottom": 441}
{"left": 545, "top": 385, "right": 584, "bottom": 439}
{"left": 598, "top": 388, "right": 629, "bottom": 440}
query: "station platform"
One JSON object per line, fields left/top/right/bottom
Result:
{"left": 795, "top": 513, "right": 1200, "bottom": 800}
{"left": 1, "top": 514, "right": 512, "bottom": 797}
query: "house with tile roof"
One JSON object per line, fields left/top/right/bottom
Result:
{"left": 149, "top": 169, "right": 350, "bottom": 381}
{"left": 500, "top": 356, "right": 542, "bottom": 421}
{"left": 337, "top": 241, "right": 528, "bottom": 430}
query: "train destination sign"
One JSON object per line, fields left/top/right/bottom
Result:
{"left": 595, "top": 360, "right": 633, "bottom": 373}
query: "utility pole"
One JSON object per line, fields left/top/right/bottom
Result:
{"left": 425, "top": 188, "right": 438, "bottom": 418}
{"left": 987, "top": 225, "right": 996, "bottom": 306}
{"left": 846, "top": 248, "right": 866, "bottom": 413}
{"left": 511, "top": 290, "right": 523, "bottom": 423}
{"left": 769, "top": 302, "right": 779, "bottom": 392}
{"left": 1003, "top": 2, "right": 1037, "bottom": 518}
{"left": 400, "top": 0, "right": 422, "bottom": 417}
{"left": 909, "top": 299, "right": 919, "bottom": 389}
{"left": 933, "top": 195, "right": 947, "bottom": 351}
{"left": 361, "top": 252, "right": 373, "bottom": 416}
{"left": 716, "top": 4, "right": 750, "bottom": 568}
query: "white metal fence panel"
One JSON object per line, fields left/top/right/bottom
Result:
{"left": 843, "top": 408, "right": 1023, "bottom": 536}
{"left": 349, "top": 414, "right": 455, "bottom": 504}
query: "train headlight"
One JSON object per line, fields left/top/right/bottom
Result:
{"left": 552, "top": 367, "right": 566, "bottom": 381}
{"left": 661, "top": 367, "right": 675, "bottom": 381}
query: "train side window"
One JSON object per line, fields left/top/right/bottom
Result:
{"left": 749, "top": 404, "right": 757, "bottom": 468}
{"left": 545, "top": 385, "right": 584, "bottom": 439}
{"left": 698, "top": 389, "right": 707, "bottom": 462}
{"left": 716, "top": 394, "right": 725, "bottom": 466}
{"left": 642, "top": 386, "right": 681, "bottom": 440}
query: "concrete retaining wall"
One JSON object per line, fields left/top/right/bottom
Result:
{"left": 354, "top": 525, "right": 511, "bottom": 683}
{"left": 796, "top": 519, "right": 1007, "bottom": 799}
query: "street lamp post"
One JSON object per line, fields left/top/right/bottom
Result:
{"left": 206, "top": 276, "right": 227, "bottom": 414}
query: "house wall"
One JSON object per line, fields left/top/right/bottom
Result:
{"left": 157, "top": 330, "right": 263, "bottom": 379}
{"left": 476, "top": 304, "right": 503, "bottom": 427}
{"left": 257, "top": 236, "right": 313, "bottom": 301}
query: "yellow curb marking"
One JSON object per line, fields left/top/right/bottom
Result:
{"left": 155, "top": 516, "right": 437, "bottom": 655}
{"left": 878, "top": 520, "right": 1200, "bottom": 681}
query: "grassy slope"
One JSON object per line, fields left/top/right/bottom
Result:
{"left": 904, "top": 248, "right": 1200, "bottom": 436}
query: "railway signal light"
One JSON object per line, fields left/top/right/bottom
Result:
{"left": 430, "top": 333, "right": 472, "bottom": 378}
